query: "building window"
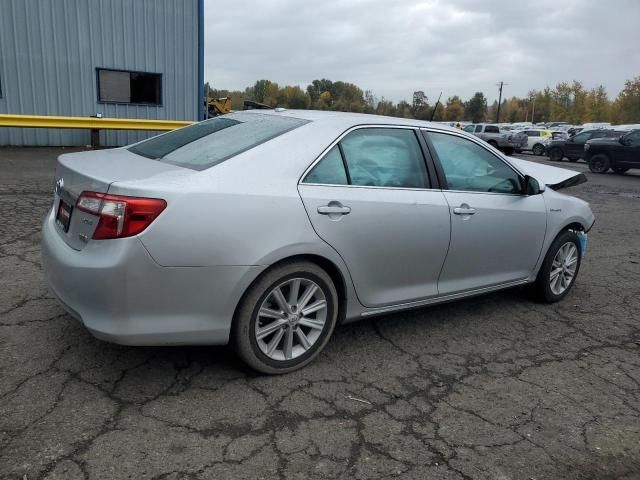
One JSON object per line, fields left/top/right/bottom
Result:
{"left": 97, "top": 68, "right": 161, "bottom": 105}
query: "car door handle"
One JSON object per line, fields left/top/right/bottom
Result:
{"left": 317, "top": 204, "right": 351, "bottom": 215}
{"left": 453, "top": 205, "right": 476, "bottom": 215}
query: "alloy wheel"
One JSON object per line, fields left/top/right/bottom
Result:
{"left": 549, "top": 242, "right": 578, "bottom": 295}
{"left": 255, "top": 278, "right": 327, "bottom": 361}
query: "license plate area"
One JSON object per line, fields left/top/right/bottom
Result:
{"left": 56, "top": 199, "right": 73, "bottom": 232}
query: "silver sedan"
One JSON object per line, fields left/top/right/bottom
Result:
{"left": 42, "top": 110, "right": 595, "bottom": 373}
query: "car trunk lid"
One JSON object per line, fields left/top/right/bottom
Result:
{"left": 53, "top": 148, "right": 187, "bottom": 250}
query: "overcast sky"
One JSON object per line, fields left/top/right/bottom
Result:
{"left": 204, "top": 0, "right": 640, "bottom": 104}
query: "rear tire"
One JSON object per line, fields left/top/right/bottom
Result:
{"left": 549, "top": 148, "right": 563, "bottom": 161}
{"left": 232, "top": 261, "right": 338, "bottom": 374}
{"left": 532, "top": 230, "right": 582, "bottom": 303}
{"left": 532, "top": 143, "right": 545, "bottom": 156}
{"left": 588, "top": 154, "right": 610, "bottom": 173}
{"left": 612, "top": 166, "right": 629, "bottom": 174}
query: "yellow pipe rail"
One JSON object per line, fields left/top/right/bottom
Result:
{"left": 0, "top": 114, "right": 194, "bottom": 131}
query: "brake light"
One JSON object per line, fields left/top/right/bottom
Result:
{"left": 76, "top": 192, "right": 166, "bottom": 240}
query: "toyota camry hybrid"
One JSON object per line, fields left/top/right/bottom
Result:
{"left": 42, "top": 110, "right": 595, "bottom": 373}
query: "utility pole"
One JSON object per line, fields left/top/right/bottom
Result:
{"left": 496, "top": 81, "right": 507, "bottom": 123}
{"left": 531, "top": 96, "right": 536, "bottom": 123}
{"left": 430, "top": 92, "right": 442, "bottom": 122}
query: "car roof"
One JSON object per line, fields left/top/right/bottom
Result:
{"left": 231, "top": 109, "right": 461, "bottom": 133}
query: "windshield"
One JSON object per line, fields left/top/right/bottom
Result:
{"left": 129, "top": 113, "right": 309, "bottom": 170}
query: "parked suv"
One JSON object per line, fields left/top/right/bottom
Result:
{"left": 547, "top": 129, "right": 626, "bottom": 162}
{"left": 584, "top": 129, "right": 640, "bottom": 174}
{"left": 520, "top": 129, "right": 552, "bottom": 156}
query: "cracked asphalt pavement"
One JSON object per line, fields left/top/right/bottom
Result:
{"left": 1, "top": 148, "right": 639, "bottom": 480}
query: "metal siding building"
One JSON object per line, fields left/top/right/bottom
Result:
{"left": 0, "top": 0, "right": 203, "bottom": 146}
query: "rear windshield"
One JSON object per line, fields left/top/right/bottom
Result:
{"left": 128, "top": 113, "right": 308, "bottom": 170}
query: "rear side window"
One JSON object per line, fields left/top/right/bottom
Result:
{"left": 303, "top": 128, "right": 429, "bottom": 189}
{"left": 129, "top": 113, "right": 308, "bottom": 170}
{"left": 304, "top": 146, "right": 348, "bottom": 185}
{"left": 484, "top": 125, "right": 500, "bottom": 133}
{"left": 475, "top": 125, "right": 483, "bottom": 133}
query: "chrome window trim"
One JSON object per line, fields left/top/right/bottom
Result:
{"left": 298, "top": 124, "right": 432, "bottom": 190}
{"left": 300, "top": 182, "right": 443, "bottom": 193}
{"left": 419, "top": 127, "right": 528, "bottom": 196}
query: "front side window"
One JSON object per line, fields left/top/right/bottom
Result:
{"left": 625, "top": 130, "right": 640, "bottom": 146}
{"left": 428, "top": 132, "right": 522, "bottom": 194}
{"left": 572, "top": 132, "right": 591, "bottom": 143}
{"left": 526, "top": 130, "right": 540, "bottom": 137}
{"left": 303, "top": 128, "right": 429, "bottom": 189}
{"left": 97, "top": 68, "right": 162, "bottom": 105}
{"left": 129, "top": 113, "right": 308, "bottom": 170}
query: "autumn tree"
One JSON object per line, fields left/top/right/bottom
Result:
{"left": 611, "top": 77, "right": 640, "bottom": 124}
{"left": 444, "top": 96, "right": 464, "bottom": 121}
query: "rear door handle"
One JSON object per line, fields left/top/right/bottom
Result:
{"left": 317, "top": 203, "right": 351, "bottom": 215}
{"left": 453, "top": 204, "right": 476, "bottom": 215}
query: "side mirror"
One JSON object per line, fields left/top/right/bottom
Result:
{"left": 523, "top": 175, "right": 545, "bottom": 195}
{"left": 619, "top": 136, "right": 630, "bottom": 146}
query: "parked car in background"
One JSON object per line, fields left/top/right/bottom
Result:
{"left": 41, "top": 110, "right": 594, "bottom": 373}
{"left": 547, "top": 129, "right": 626, "bottom": 162}
{"left": 551, "top": 131, "right": 570, "bottom": 141}
{"left": 519, "top": 129, "right": 552, "bottom": 156}
{"left": 584, "top": 129, "right": 640, "bottom": 174}
{"left": 463, "top": 123, "right": 528, "bottom": 155}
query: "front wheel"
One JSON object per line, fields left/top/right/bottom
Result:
{"left": 503, "top": 147, "right": 514, "bottom": 156}
{"left": 233, "top": 261, "right": 338, "bottom": 374}
{"left": 532, "top": 230, "right": 582, "bottom": 303}
{"left": 612, "top": 166, "right": 629, "bottom": 174}
{"left": 588, "top": 154, "right": 610, "bottom": 173}
{"left": 549, "top": 148, "right": 563, "bottom": 161}
{"left": 532, "top": 143, "right": 545, "bottom": 156}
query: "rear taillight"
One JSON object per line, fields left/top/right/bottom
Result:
{"left": 76, "top": 192, "right": 166, "bottom": 240}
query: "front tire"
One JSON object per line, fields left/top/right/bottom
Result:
{"left": 549, "top": 148, "right": 563, "bottom": 161}
{"left": 533, "top": 230, "right": 582, "bottom": 303}
{"left": 532, "top": 143, "right": 545, "bottom": 156}
{"left": 588, "top": 154, "right": 610, "bottom": 173}
{"left": 232, "top": 261, "right": 338, "bottom": 374}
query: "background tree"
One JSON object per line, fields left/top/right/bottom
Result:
{"left": 412, "top": 91, "right": 429, "bottom": 119}
{"left": 444, "top": 96, "right": 464, "bottom": 121}
{"left": 465, "top": 92, "right": 488, "bottom": 123}
{"left": 611, "top": 77, "right": 640, "bottom": 124}
{"left": 205, "top": 75, "right": 635, "bottom": 124}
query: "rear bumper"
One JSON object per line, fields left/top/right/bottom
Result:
{"left": 41, "top": 208, "right": 263, "bottom": 345}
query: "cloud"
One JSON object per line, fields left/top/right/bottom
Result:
{"left": 204, "top": 0, "right": 640, "bottom": 103}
